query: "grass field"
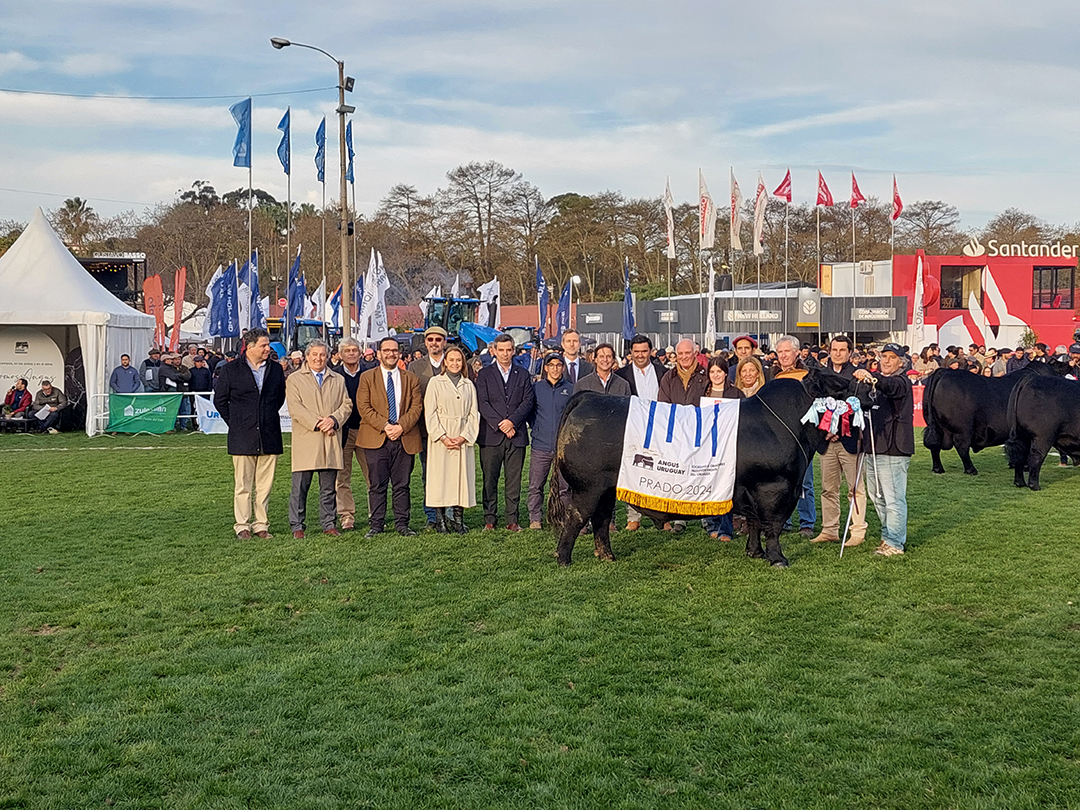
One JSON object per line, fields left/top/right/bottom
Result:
{"left": 2, "top": 429, "right": 1079, "bottom": 809}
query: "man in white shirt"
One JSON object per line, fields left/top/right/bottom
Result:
{"left": 561, "top": 329, "right": 594, "bottom": 386}
{"left": 614, "top": 335, "right": 666, "bottom": 530}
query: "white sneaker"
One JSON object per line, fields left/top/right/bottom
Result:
{"left": 47, "top": 427, "right": 59, "bottom": 434}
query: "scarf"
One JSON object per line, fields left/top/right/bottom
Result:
{"left": 676, "top": 364, "right": 696, "bottom": 390}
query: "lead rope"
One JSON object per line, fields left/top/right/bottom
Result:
{"left": 757, "top": 394, "right": 811, "bottom": 469}
{"left": 864, "top": 382, "right": 884, "bottom": 499}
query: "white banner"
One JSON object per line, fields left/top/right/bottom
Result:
{"left": 196, "top": 395, "right": 293, "bottom": 435}
{"left": 616, "top": 398, "right": 739, "bottom": 516}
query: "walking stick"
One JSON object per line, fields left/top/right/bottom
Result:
{"left": 839, "top": 451, "right": 865, "bottom": 559}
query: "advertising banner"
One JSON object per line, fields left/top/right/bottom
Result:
{"left": 194, "top": 395, "right": 293, "bottom": 435}
{"left": 107, "top": 394, "right": 181, "bottom": 433}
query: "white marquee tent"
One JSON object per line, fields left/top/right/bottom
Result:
{"left": 0, "top": 208, "right": 155, "bottom": 435}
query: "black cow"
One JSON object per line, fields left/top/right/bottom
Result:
{"left": 548, "top": 368, "right": 865, "bottom": 568}
{"left": 922, "top": 362, "right": 1068, "bottom": 475}
{"left": 1005, "top": 374, "right": 1080, "bottom": 490}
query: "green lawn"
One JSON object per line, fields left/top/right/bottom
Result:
{"left": 1, "top": 430, "right": 1079, "bottom": 809}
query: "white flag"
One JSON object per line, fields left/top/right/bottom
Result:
{"left": 705, "top": 259, "right": 717, "bottom": 351}
{"left": 238, "top": 282, "right": 251, "bottom": 332}
{"left": 372, "top": 251, "right": 391, "bottom": 339}
{"left": 730, "top": 168, "right": 744, "bottom": 251}
{"left": 312, "top": 279, "right": 327, "bottom": 324}
{"left": 664, "top": 177, "right": 676, "bottom": 259}
{"left": 698, "top": 170, "right": 717, "bottom": 250}
{"left": 418, "top": 284, "right": 439, "bottom": 319}
{"left": 450, "top": 274, "right": 460, "bottom": 298}
{"left": 259, "top": 296, "right": 270, "bottom": 324}
{"left": 477, "top": 277, "right": 501, "bottom": 328}
{"left": 753, "top": 173, "right": 768, "bottom": 257}
{"left": 357, "top": 249, "right": 377, "bottom": 341}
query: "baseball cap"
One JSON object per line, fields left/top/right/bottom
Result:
{"left": 880, "top": 342, "right": 908, "bottom": 357}
{"left": 290, "top": 350, "right": 302, "bottom": 359}
{"left": 1069, "top": 343, "right": 1080, "bottom": 355}
{"left": 149, "top": 348, "right": 161, "bottom": 355}
{"left": 543, "top": 352, "right": 565, "bottom": 365}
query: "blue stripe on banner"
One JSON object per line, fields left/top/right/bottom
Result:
{"left": 711, "top": 403, "right": 719, "bottom": 456}
{"left": 644, "top": 400, "right": 657, "bottom": 449}
{"left": 666, "top": 403, "right": 676, "bottom": 443}
{"left": 695, "top": 406, "right": 702, "bottom": 448}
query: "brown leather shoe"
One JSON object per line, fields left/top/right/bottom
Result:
{"left": 236, "top": 530, "right": 251, "bottom": 539}
{"left": 625, "top": 521, "right": 640, "bottom": 531}
{"left": 292, "top": 530, "right": 305, "bottom": 539}
{"left": 324, "top": 528, "right": 341, "bottom": 537}
{"left": 809, "top": 533, "right": 838, "bottom": 544}
{"left": 254, "top": 531, "right": 272, "bottom": 539}
{"left": 483, "top": 523, "right": 495, "bottom": 531}
{"left": 506, "top": 523, "right": 521, "bottom": 532}
{"left": 340, "top": 519, "right": 354, "bottom": 531}
{"left": 843, "top": 537, "right": 865, "bottom": 547}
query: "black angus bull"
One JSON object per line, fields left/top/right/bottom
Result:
{"left": 923, "top": 361, "right": 1068, "bottom": 475}
{"left": 1005, "top": 373, "right": 1080, "bottom": 490}
{"left": 548, "top": 368, "right": 865, "bottom": 568}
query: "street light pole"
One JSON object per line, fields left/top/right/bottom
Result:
{"left": 271, "top": 37, "right": 354, "bottom": 336}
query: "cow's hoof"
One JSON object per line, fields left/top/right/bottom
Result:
{"left": 964, "top": 468, "right": 978, "bottom": 476}
{"left": 771, "top": 559, "right": 790, "bottom": 568}
{"left": 746, "top": 550, "right": 766, "bottom": 560}
{"left": 597, "top": 552, "right": 616, "bottom": 562}
{"left": 1029, "top": 483, "right": 1041, "bottom": 492}
{"left": 931, "top": 467, "right": 945, "bottom": 475}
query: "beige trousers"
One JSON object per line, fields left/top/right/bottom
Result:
{"left": 819, "top": 441, "right": 866, "bottom": 542}
{"left": 335, "top": 427, "right": 370, "bottom": 527}
{"left": 232, "top": 454, "right": 279, "bottom": 534}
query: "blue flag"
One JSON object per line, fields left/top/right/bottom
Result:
{"left": 622, "top": 257, "right": 635, "bottom": 342}
{"left": 285, "top": 248, "right": 305, "bottom": 344}
{"left": 276, "top": 108, "right": 291, "bottom": 176}
{"left": 219, "top": 261, "right": 240, "bottom": 337}
{"left": 240, "top": 250, "right": 264, "bottom": 330}
{"left": 314, "top": 116, "right": 326, "bottom": 183}
{"left": 345, "top": 120, "right": 354, "bottom": 184}
{"left": 555, "top": 279, "right": 571, "bottom": 338}
{"left": 229, "top": 98, "right": 252, "bottom": 169}
{"left": 329, "top": 284, "right": 341, "bottom": 328}
{"left": 536, "top": 256, "right": 550, "bottom": 343}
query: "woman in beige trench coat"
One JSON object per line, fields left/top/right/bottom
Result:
{"left": 424, "top": 345, "right": 480, "bottom": 533}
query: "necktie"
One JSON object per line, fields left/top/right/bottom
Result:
{"left": 316, "top": 371, "right": 324, "bottom": 387}
{"left": 568, "top": 362, "right": 576, "bottom": 384}
{"left": 386, "top": 373, "right": 397, "bottom": 424}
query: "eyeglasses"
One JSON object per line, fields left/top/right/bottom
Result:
{"left": 426, "top": 336, "right": 444, "bottom": 343}
{"left": 381, "top": 347, "right": 400, "bottom": 354}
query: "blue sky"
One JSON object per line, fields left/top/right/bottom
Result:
{"left": 1, "top": 0, "right": 1079, "bottom": 229}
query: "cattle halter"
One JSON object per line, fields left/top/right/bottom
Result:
{"left": 756, "top": 394, "right": 811, "bottom": 469}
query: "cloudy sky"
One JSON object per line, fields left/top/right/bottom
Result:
{"left": 1, "top": 0, "right": 1078, "bottom": 228}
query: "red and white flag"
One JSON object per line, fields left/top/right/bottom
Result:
{"left": 664, "top": 176, "right": 676, "bottom": 259}
{"left": 753, "top": 173, "right": 768, "bottom": 256}
{"left": 730, "top": 168, "right": 744, "bottom": 251}
{"left": 773, "top": 169, "right": 792, "bottom": 203}
{"left": 698, "top": 169, "right": 717, "bottom": 250}
{"left": 850, "top": 172, "right": 866, "bottom": 209}
{"left": 816, "top": 172, "right": 833, "bottom": 207}
{"left": 892, "top": 175, "right": 903, "bottom": 221}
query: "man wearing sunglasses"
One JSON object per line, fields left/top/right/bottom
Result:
{"left": 409, "top": 326, "right": 451, "bottom": 530}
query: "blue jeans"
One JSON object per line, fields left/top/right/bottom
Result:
{"left": 865, "top": 454, "right": 910, "bottom": 550}
{"left": 705, "top": 512, "right": 734, "bottom": 537}
{"left": 784, "top": 463, "right": 816, "bottom": 530}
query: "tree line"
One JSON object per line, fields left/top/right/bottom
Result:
{"left": 3, "top": 162, "right": 1079, "bottom": 310}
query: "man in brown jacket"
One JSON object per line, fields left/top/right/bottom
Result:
{"left": 657, "top": 338, "right": 709, "bottom": 532}
{"left": 285, "top": 340, "right": 352, "bottom": 539}
{"left": 355, "top": 335, "right": 424, "bottom": 537}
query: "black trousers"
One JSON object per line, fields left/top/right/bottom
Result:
{"left": 480, "top": 437, "right": 525, "bottom": 526}
{"left": 364, "top": 439, "right": 415, "bottom": 531}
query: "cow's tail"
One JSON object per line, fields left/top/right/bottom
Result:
{"left": 546, "top": 392, "right": 589, "bottom": 534}
{"left": 921, "top": 370, "right": 944, "bottom": 449}
{"left": 1004, "top": 375, "right": 1030, "bottom": 469}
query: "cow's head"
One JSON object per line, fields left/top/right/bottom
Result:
{"left": 802, "top": 364, "right": 876, "bottom": 410}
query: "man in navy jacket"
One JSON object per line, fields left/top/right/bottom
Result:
{"left": 475, "top": 333, "right": 536, "bottom": 531}
{"left": 213, "top": 328, "right": 287, "bottom": 539}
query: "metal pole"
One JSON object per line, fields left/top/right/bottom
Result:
{"left": 321, "top": 178, "right": 327, "bottom": 341}
{"left": 337, "top": 60, "right": 351, "bottom": 337}
{"left": 784, "top": 200, "right": 789, "bottom": 333}
{"left": 851, "top": 206, "right": 857, "bottom": 349}
{"left": 247, "top": 165, "right": 253, "bottom": 317}
{"left": 666, "top": 255, "right": 672, "bottom": 349}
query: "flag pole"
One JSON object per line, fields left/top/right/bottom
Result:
{"left": 286, "top": 166, "right": 292, "bottom": 271}
{"left": 851, "top": 204, "right": 857, "bottom": 349}
{"left": 784, "top": 199, "right": 789, "bottom": 332}
{"left": 350, "top": 179, "right": 358, "bottom": 339}
{"left": 247, "top": 165, "right": 253, "bottom": 335}
{"left": 321, "top": 175, "right": 327, "bottom": 341}
{"left": 666, "top": 255, "right": 672, "bottom": 349}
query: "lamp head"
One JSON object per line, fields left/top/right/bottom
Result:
{"left": 270, "top": 37, "right": 291, "bottom": 49}
{"left": 571, "top": 275, "right": 582, "bottom": 284}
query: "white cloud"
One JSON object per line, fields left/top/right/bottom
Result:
{"left": 57, "top": 53, "right": 130, "bottom": 77}
{"left": 0, "top": 50, "right": 38, "bottom": 74}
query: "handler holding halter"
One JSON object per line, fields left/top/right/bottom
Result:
{"left": 853, "top": 343, "right": 915, "bottom": 557}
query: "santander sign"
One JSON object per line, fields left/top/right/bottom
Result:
{"left": 962, "top": 236, "right": 1079, "bottom": 258}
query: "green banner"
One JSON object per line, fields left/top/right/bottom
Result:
{"left": 107, "top": 394, "right": 183, "bottom": 433}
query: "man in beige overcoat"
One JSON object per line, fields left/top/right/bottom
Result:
{"left": 285, "top": 340, "right": 352, "bottom": 539}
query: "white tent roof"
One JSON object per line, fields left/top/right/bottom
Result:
{"left": 0, "top": 207, "right": 153, "bottom": 329}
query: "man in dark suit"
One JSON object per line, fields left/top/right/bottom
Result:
{"left": 476, "top": 333, "right": 536, "bottom": 531}
{"left": 407, "top": 325, "right": 448, "bottom": 530}
{"left": 355, "top": 335, "right": 424, "bottom": 538}
{"left": 613, "top": 334, "right": 667, "bottom": 530}
{"left": 213, "top": 328, "right": 287, "bottom": 539}
{"left": 560, "top": 329, "right": 594, "bottom": 386}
